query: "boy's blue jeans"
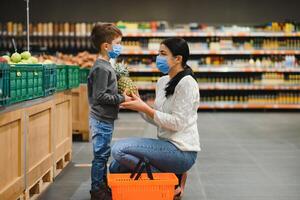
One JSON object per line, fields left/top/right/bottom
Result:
{"left": 89, "top": 117, "right": 114, "bottom": 192}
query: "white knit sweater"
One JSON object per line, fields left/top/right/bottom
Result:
{"left": 141, "top": 75, "right": 201, "bottom": 152}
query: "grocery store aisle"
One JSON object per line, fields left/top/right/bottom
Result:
{"left": 39, "top": 113, "right": 300, "bottom": 200}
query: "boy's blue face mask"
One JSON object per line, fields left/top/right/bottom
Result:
{"left": 156, "top": 55, "right": 170, "bottom": 74}
{"left": 108, "top": 44, "right": 122, "bottom": 59}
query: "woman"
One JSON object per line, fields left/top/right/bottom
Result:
{"left": 109, "top": 38, "right": 200, "bottom": 199}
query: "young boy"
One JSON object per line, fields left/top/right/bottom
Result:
{"left": 88, "top": 23, "right": 131, "bottom": 200}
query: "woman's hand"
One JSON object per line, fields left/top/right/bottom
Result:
{"left": 120, "top": 93, "right": 147, "bottom": 111}
{"left": 120, "top": 93, "right": 155, "bottom": 118}
{"left": 123, "top": 90, "right": 133, "bottom": 102}
{"left": 135, "top": 89, "right": 141, "bottom": 98}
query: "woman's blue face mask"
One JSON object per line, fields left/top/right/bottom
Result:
{"left": 156, "top": 55, "right": 170, "bottom": 74}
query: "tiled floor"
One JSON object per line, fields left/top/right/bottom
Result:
{"left": 39, "top": 113, "right": 300, "bottom": 200}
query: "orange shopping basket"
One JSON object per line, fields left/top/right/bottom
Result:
{"left": 108, "top": 158, "right": 178, "bottom": 200}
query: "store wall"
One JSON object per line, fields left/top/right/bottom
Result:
{"left": 1, "top": 0, "right": 300, "bottom": 24}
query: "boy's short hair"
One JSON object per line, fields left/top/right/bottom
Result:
{"left": 91, "top": 23, "right": 122, "bottom": 51}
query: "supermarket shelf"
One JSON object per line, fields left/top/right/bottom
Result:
{"left": 136, "top": 84, "right": 300, "bottom": 91}
{"left": 129, "top": 66, "right": 300, "bottom": 73}
{"left": 128, "top": 68, "right": 159, "bottom": 73}
{"left": 198, "top": 103, "right": 300, "bottom": 109}
{"left": 122, "top": 31, "right": 300, "bottom": 38}
{"left": 122, "top": 49, "right": 300, "bottom": 55}
{"left": 198, "top": 84, "right": 300, "bottom": 90}
{"left": 144, "top": 100, "right": 300, "bottom": 109}
{"left": 136, "top": 86, "right": 156, "bottom": 90}
{"left": 3, "top": 31, "right": 300, "bottom": 38}
{"left": 202, "top": 50, "right": 300, "bottom": 55}
{"left": 122, "top": 50, "right": 158, "bottom": 55}
{"left": 196, "top": 66, "right": 300, "bottom": 72}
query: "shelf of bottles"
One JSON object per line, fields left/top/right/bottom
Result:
{"left": 2, "top": 21, "right": 300, "bottom": 53}
{"left": 1, "top": 21, "right": 300, "bottom": 110}
{"left": 130, "top": 69, "right": 300, "bottom": 110}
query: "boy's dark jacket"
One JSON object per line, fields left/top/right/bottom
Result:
{"left": 88, "top": 59, "right": 125, "bottom": 123}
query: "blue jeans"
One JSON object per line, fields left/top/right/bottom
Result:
{"left": 90, "top": 117, "right": 114, "bottom": 191}
{"left": 109, "top": 137, "right": 197, "bottom": 174}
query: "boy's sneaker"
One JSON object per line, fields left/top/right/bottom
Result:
{"left": 90, "top": 183, "right": 112, "bottom": 200}
{"left": 103, "top": 175, "right": 111, "bottom": 193}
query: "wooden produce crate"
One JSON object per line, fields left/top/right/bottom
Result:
{"left": 0, "top": 109, "right": 25, "bottom": 200}
{"left": 72, "top": 84, "right": 90, "bottom": 141}
{"left": 53, "top": 91, "right": 73, "bottom": 177}
{"left": 24, "top": 100, "right": 54, "bottom": 198}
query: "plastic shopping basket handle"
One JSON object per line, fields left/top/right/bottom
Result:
{"left": 130, "top": 157, "right": 154, "bottom": 180}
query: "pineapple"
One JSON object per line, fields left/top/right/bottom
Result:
{"left": 114, "top": 61, "right": 138, "bottom": 96}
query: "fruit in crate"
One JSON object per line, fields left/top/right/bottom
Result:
{"left": 19, "top": 59, "right": 31, "bottom": 64}
{"left": 114, "top": 61, "right": 138, "bottom": 96}
{"left": 11, "top": 52, "right": 22, "bottom": 63}
{"left": 38, "top": 54, "right": 57, "bottom": 64}
{"left": 2, "top": 55, "right": 10, "bottom": 62}
{"left": 30, "top": 57, "right": 39, "bottom": 64}
{"left": 38, "top": 51, "right": 97, "bottom": 67}
{"left": 2, "top": 51, "right": 39, "bottom": 65}
{"left": 0, "top": 57, "right": 8, "bottom": 63}
{"left": 21, "top": 51, "right": 31, "bottom": 60}
{"left": 43, "top": 59, "right": 54, "bottom": 64}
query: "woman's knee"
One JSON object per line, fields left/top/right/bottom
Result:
{"left": 109, "top": 159, "right": 132, "bottom": 173}
{"left": 111, "top": 138, "right": 134, "bottom": 161}
{"left": 111, "top": 142, "right": 124, "bottom": 161}
{"left": 181, "top": 152, "right": 198, "bottom": 173}
{"left": 109, "top": 159, "right": 120, "bottom": 173}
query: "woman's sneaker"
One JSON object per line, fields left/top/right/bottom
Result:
{"left": 174, "top": 172, "right": 187, "bottom": 200}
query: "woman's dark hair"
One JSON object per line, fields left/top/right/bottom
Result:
{"left": 161, "top": 38, "right": 196, "bottom": 98}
